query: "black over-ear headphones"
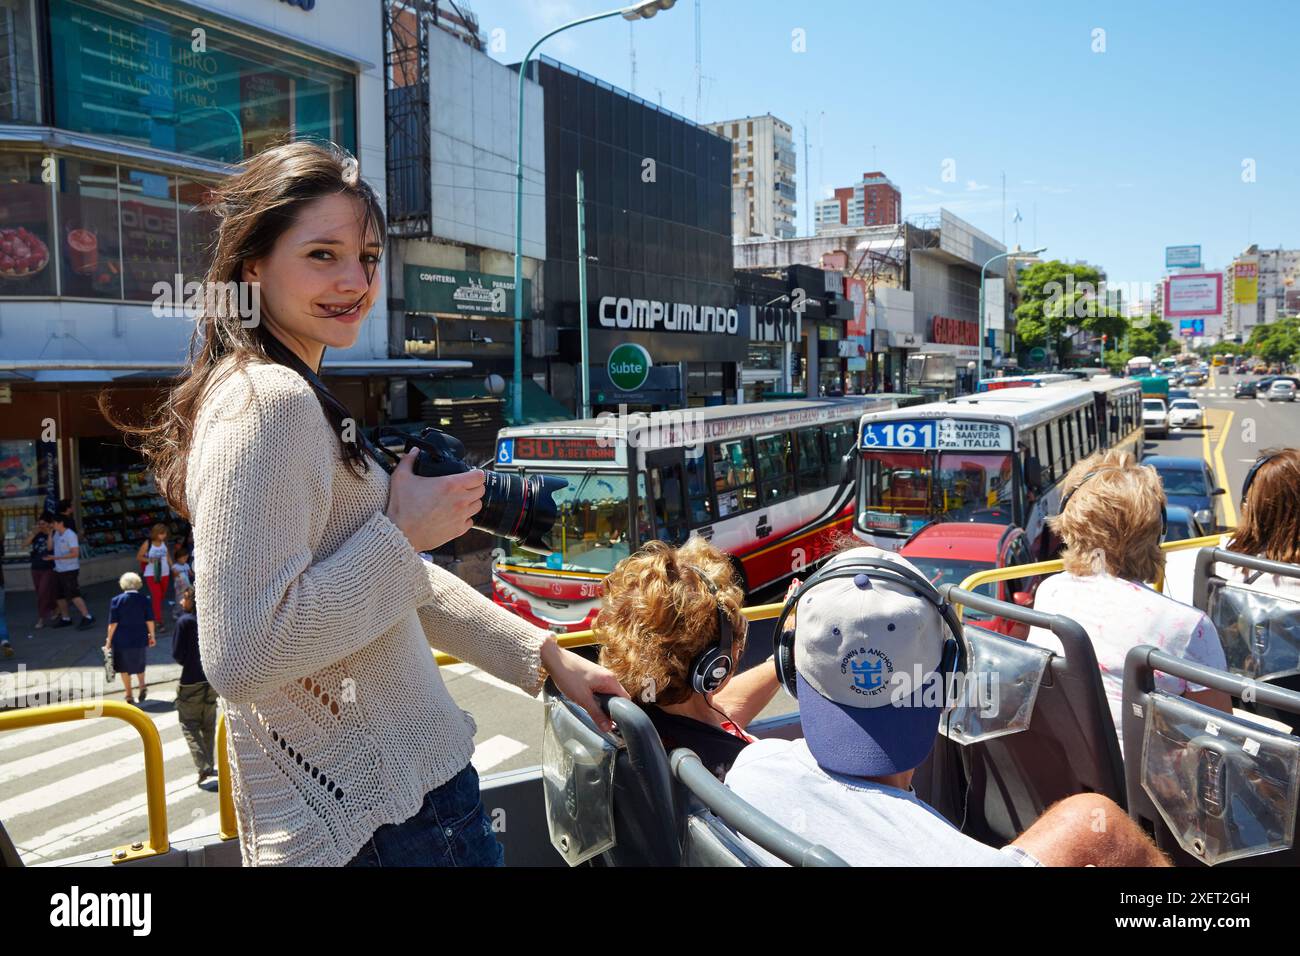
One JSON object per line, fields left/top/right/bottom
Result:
{"left": 1059, "top": 467, "right": 1167, "bottom": 537}
{"left": 1241, "top": 453, "right": 1280, "bottom": 507}
{"left": 771, "top": 556, "right": 968, "bottom": 703}
{"left": 683, "top": 565, "right": 736, "bottom": 696}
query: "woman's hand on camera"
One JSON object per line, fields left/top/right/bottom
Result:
{"left": 385, "top": 449, "right": 485, "bottom": 553}
{"left": 540, "top": 637, "right": 629, "bottom": 734}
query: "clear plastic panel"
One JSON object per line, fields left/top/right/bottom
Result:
{"left": 541, "top": 697, "right": 618, "bottom": 866}
{"left": 939, "top": 626, "right": 1053, "bottom": 746}
{"left": 1141, "top": 692, "right": 1300, "bottom": 865}
{"left": 1208, "top": 583, "right": 1300, "bottom": 682}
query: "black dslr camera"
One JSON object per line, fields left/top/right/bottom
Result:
{"left": 372, "top": 426, "right": 567, "bottom": 554}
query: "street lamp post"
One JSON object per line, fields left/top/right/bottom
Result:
{"left": 978, "top": 246, "right": 1046, "bottom": 385}
{"left": 512, "top": 0, "right": 677, "bottom": 423}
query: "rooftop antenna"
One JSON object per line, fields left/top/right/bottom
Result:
{"left": 802, "top": 112, "right": 811, "bottom": 236}
{"left": 629, "top": 20, "right": 636, "bottom": 94}
{"left": 694, "top": 0, "right": 702, "bottom": 121}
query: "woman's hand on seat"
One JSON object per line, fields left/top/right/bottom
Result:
{"left": 541, "top": 637, "right": 629, "bottom": 734}
{"left": 385, "top": 449, "right": 486, "bottom": 553}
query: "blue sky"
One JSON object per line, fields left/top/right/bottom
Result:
{"left": 464, "top": 0, "right": 1298, "bottom": 299}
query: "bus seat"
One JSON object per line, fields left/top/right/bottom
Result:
{"left": 0, "top": 818, "right": 21, "bottom": 868}
{"left": 914, "top": 586, "right": 1125, "bottom": 847}
{"left": 669, "top": 750, "right": 848, "bottom": 866}
{"left": 542, "top": 680, "right": 682, "bottom": 866}
{"left": 1193, "top": 547, "right": 1300, "bottom": 732}
{"left": 1123, "top": 645, "right": 1300, "bottom": 866}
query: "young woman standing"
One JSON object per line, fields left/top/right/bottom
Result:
{"left": 109, "top": 141, "right": 627, "bottom": 867}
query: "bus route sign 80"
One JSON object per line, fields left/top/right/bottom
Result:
{"left": 497, "top": 437, "right": 617, "bottom": 464}
{"left": 859, "top": 419, "right": 1013, "bottom": 452}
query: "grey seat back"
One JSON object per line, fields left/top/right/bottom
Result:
{"left": 542, "top": 681, "right": 681, "bottom": 866}
{"left": 1194, "top": 547, "right": 1300, "bottom": 730}
{"left": 913, "top": 585, "right": 1124, "bottom": 846}
{"left": 1123, "top": 645, "right": 1300, "bottom": 866}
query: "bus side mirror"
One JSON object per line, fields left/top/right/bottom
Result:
{"left": 1212, "top": 487, "right": 1226, "bottom": 496}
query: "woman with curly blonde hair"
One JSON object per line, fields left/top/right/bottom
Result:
{"left": 1026, "top": 449, "right": 1231, "bottom": 747}
{"left": 597, "top": 536, "right": 782, "bottom": 778}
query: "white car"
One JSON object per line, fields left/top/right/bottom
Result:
{"left": 1167, "top": 398, "right": 1204, "bottom": 428}
{"left": 1267, "top": 380, "right": 1296, "bottom": 402}
{"left": 1142, "top": 398, "right": 1169, "bottom": 438}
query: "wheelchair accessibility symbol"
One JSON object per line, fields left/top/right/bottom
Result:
{"left": 497, "top": 440, "right": 514, "bottom": 464}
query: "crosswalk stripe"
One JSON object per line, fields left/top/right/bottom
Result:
{"left": 0, "top": 710, "right": 181, "bottom": 786}
{"left": 443, "top": 662, "right": 541, "bottom": 702}
{"left": 471, "top": 734, "right": 529, "bottom": 772}
{"left": 14, "top": 772, "right": 209, "bottom": 863}
{"left": 0, "top": 736, "right": 194, "bottom": 823}
{"left": 170, "top": 811, "right": 222, "bottom": 843}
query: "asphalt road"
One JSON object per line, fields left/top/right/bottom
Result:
{"left": 3, "top": 367, "right": 1292, "bottom": 864}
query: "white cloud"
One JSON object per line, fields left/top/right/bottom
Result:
{"left": 966, "top": 180, "right": 990, "bottom": 192}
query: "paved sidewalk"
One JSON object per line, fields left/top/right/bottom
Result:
{"left": 2, "top": 578, "right": 184, "bottom": 706}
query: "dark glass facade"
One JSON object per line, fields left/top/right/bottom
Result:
{"left": 533, "top": 57, "right": 733, "bottom": 338}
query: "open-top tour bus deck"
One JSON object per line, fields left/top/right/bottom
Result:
{"left": 5, "top": 533, "right": 1300, "bottom": 869}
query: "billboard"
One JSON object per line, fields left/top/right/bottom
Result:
{"left": 1165, "top": 245, "right": 1203, "bottom": 269}
{"left": 1179, "top": 319, "right": 1205, "bottom": 337}
{"left": 1164, "top": 272, "right": 1223, "bottom": 317}
{"left": 1233, "top": 260, "right": 1259, "bottom": 305}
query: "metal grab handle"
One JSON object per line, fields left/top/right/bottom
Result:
{"left": 1124, "top": 645, "right": 1300, "bottom": 713}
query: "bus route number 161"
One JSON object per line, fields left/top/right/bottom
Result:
{"left": 861, "top": 421, "right": 937, "bottom": 449}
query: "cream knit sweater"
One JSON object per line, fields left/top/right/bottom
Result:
{"left": 186, "top": 359, "right": 549, "bottom": 866}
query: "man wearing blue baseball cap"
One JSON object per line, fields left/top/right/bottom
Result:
{"left": 725, "top": 546, "right": 1169, "bottom": 867}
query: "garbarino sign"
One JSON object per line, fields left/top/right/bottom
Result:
{"left": 597, "top": 296, "right": 740, "bottom": 335}
{"left": 1164, "top": 273, "right": 1223, "bottom": 317}
{"left": 930, "top": 314, "right": 978, "bottom": 346}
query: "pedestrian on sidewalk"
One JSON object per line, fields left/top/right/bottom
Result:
{"left": 27, "top": 513, "right": 59, "bottom": 629}
{"left": 171, "top": 587, "right": 218, "bottom": 784}
{"left": 50, "top": 515, "right": 96, "bottom": 630}
{"left": 170, "top": 544, "right": 194, "bottom": 610}
{"left": 136, "top": 523, "right": 173, "bottom": 625}
{"left": 104, "top": 571, "right": 155, "bottom": 704}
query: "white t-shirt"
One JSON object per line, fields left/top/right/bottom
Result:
{"left": 1164, "top": 535, "right": 1300, "bottom": 607}
{"left": 1027, "top": 572, "right": 1227, "bottom": 749}
{"left": 143, "top": 542, "right": 170, "bottom": 578}
{"left": 52, "top": 529, "right": 79, "bottom": 572}
{"left": 724, "top": 738, "right": 1022, "bottom": 867}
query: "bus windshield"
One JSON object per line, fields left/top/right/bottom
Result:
{"left": 498, "top": 469, "right": 631, "bottom": 574}
{"left": 859, "top": 450, "right": 1016, "bottom": 535}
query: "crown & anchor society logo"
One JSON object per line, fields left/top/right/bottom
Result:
{"left": 843, "top": 647, "right": 892, "bottom": 695}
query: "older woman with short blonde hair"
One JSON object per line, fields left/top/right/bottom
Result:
{"left": 597, "top": 536, "right": 781, "bottom": 778}
{"left": 1026, "top": 449, "right": 1232, "bottom": 748}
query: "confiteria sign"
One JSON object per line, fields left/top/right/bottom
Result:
{"left": 598, "top": 296, "right": 740, "bottom": 335}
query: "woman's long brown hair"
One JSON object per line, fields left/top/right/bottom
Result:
{"left": 1231, "top": 448, "right": 1300, "bottom": 565}
{"left": 101, "top": 141, "right": 386, "bottom": 520}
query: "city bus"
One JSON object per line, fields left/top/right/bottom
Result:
{"left": 854, "top": 383, "right": 1115, "bottom": 558}
{"left": 490, "top": 396, "right": 899, "bottom": 632}
{"left": 1069, "top": 375, "right": 1145, "bottom": 461}
{"left": 976, "top": 373, "right": 1074, "bottom": 392}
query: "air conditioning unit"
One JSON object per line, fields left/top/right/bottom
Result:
{"left": 530, "top": 318, "right": 558, "bottom": 358}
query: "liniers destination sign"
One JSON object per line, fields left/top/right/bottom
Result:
{"left": 597, "top": 296, "right": 741, "bottom": 335}
{"left": 859, "top": 419, "right": 1013, "bottom": 452}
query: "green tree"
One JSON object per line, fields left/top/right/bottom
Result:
{"left": 1014, "top": 261, "right": 1105, "bottom": 361}
{"left": 1247, "top": 319, "right": 1300, "bottom": 364}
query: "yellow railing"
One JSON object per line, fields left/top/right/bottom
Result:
{"left": 0, "top": 700, "right": 170, "bottom": 863}
{"left": 955, "top": 532, "right": 1228, "bottom": 617}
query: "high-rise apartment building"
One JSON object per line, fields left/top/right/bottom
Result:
{"left": 707, "top": 114, "right": 796, "bottom": 240}
{"left": 815, "top": 171, "right": 901, "bottom": 232}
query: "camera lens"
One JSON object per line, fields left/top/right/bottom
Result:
{"left": 477, "top": 471, "right": 568, "bottom": 553}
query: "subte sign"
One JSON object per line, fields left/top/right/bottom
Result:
{"left": 608, "top": 343, "right": 651, "bottom": 391}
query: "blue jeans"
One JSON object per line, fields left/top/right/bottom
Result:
{"left": 345, "top": 763, "right": 504, "bottom": 867}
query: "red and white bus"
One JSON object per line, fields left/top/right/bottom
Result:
{"left": 490, "top": 396, "right": 899, "bottom": 632}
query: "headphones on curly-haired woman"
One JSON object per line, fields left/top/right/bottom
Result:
{"left": 681, "top": 565, "right": 736, "bottom": 695}
{"left": 770, "top": 555, "right": 968, "bottom": 703}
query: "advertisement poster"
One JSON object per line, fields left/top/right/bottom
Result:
{"left": 1233, "top": 261, "right": 1259, "bottom": 305}
{"left": 1165, "top": 245, "right": 1203, "bottom": 269}
{"left": 0, "top": 440, "right": 38, "bottom": 499}
{"left": 1164, "top": 273, "right": 1223, "bottom": 317}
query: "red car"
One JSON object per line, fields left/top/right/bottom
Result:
{"left": 899, "top": 522, "right": 1041, "bottom": 639}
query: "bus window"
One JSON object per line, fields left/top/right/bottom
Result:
{"left": 755, "top": 432, "right": 796, "bottom": 505}
{"left": 795, "top": 427, "right": 827, "bottom": 491}
{"left": 647, "top": 454, "right": 687, "bottom": 545}
{"left": 710, "top": 438, "right": 758, "bottom": 518}
{"left": 634, "top": 471, "right": 653, "bottom": 545}
{"left": 1084, "top": 405, "right": 1097, "bottom": 453}
{"left": 825, "top": 420, "right": 856, "bottom": 484}
{"left": 683, "top": 445, "right": 714, "bottom": 525}
{"left": 1040, "top": 425, "right": 1056, "bottom": 485}
{"left": 1055, "top": 418, "right": 1071, "bottom": 476}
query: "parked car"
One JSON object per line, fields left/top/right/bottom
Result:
{"left": 1267, "top": 380, "right": 1297, "bottom": 402}
{"left": 899, "top": 522, "right": 1040, "bottom": 639}
{"left": 1142, "top": 397, "right": 1169, "bottom": 438}
{"left": 1147, "top": 455, "right": 1226, "bottom": 532}
{"left": 1235, "top": 379, "right": 1257, "bottom": 398}
{"left": 1167, "top": 398, "right": 1204, "bottom": 428}
{"left": 1163, "top": 504, "right": 1208, "bottom": 543}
